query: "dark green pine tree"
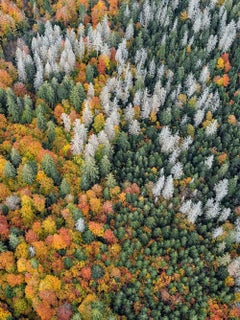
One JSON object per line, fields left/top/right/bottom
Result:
{"left": 47, "top": 121, "right": 56, "bottom": 145}
{"left": 10, "top": 148, "right": 21, "bottom": 167}
{"left": 37, "top": 82, "right": 55, "bottom": 108}
{"left": 60, "top": 178, "right": 71, "bottom": 197}
{"left": 6, "top": 88, "right": 20, "bottom": 123}
{"left": 22, "top": 95, "right": 34, "bottom": 124}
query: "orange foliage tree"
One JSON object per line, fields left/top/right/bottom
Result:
{"left": 0, "top": 0, "right": 25, "bottom": 38}
{"left": 108, "top": 0, "right": 119, "bottom": 15}
{"left": 91, "top": 0, "right": 107, "bottom": 27}
{"left": 0, "top": 70, "right": 13, "bottom": 88}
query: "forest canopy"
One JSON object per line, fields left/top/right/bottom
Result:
{"left": 0, "top": 0, "right": 240, "bottom": 319}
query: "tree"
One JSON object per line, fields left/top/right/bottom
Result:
{"left": 41, "top": 154, "right": 60, "bottom": 184}
{"left": 37, "top": 110, "right": 47, "bottom": 131}
{"left": 71, "top": 120, "right": 87, "bottom": 155}
{"left": 97, "top": 56, "right": 106, "bottom": 74}
{"left": 205, "top": 120, "right": 218, "bottom": 136}
{"left": 60, "top": 178, "right": 70, "bottom": 197}
{"left": 80, "top": 157, "right": 99, "bottom": 190}
{"left": 61, "top": 113, "right": 71, "bottom": 132}
{"left": 91, "top": 0, "right": 107, "bottom": 27}
{"left": 21, "top": 163, "right": 36, "bottom": 185}
{"left": 93, "top": 113, "right": 105, "bottom": 133}
{"left": 162, "top": 175, "right": 174, "bottom": 200}
{"left": 10, "top": 148, "right": 21, "bottom": 167}
{"left": 171, "top": 162, "right": 183, "bottom": 179}
{"left": 99, "top": 155, "right": 111, "bottom": 177}
{"left": 159, "top": 126, "right": 179, "bottom": 154}
{"left": 219, "top": 20, "right": 237, "bottom": 52}
{"left": 152, "top": 175, "right": 165, "bottom": 198}
{"left": 86, "top": 65, "right": 94, "bottom": 83}
{"left": 22, "top": 95, "right": 33, "bottom": 124}
{"left": 75, "top": 218, "right": 85, "bottom": 232}
{"left": 9, "top": 233, "right": 20, "bottom": 250}
{"left": 125, "top": 21, "right": 134, "bottom": 40}
{"left": 129, "top": 119, "right": 140, "bottom": 135}
{"left": 34, "top": 64, "right": 44, "bottom": 90}
{"left": 70, "top": 83, "right": 86, "bottom": 112}
{"left": 6, "top": 88, "right": 20, "bottom": 123}
{"left": 214, "top": 179, "right": 228, "bottom": 202}
{"left": 37, "top": 82, "right": 55, "bottom": 107}
{"left": 47, "top": 121, "right": 56, "bottom": 144}
{"left": 4, "top": 161, "right": 16, "bottom": 179}
{"left": 91, "top": 264, "right": 105, "bottom": 280}
{"left": 57, "top": 304, "right": 72, "bottom": 320}
{"left": 82, "top": 102, "right": 93, "bottom": 127}
{"left": 5, "top": 195, "right": 20, "bottom": 210}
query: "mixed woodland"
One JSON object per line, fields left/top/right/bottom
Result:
{"left": 0, "top": 0, "right": 240, "bottom": 319}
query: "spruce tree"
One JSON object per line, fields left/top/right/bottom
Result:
{"left": 10, "top": 148, "right": 21, "bottom": 167}
{"left": 4, "top": 161, "right": 16, "bottom": 178}
{"left": 22, "top": 95, "right": 33, "bottom": 124}
{"left": 86, "top": 65, "right": 94, "bottom": 83}
{"left": 41, "top": 154, "right": 60, "bottom": 184}
{"left": 80, "top": 157, "right": 99, "bottom": 190}
{"left": 99, "top": 155, "right": 111, "bottom": 177}
{"left": 21, "top": 163, "right": 36, "bottom": 185}
{"left": 69, "top": 83, "right": 86, "bottom": 112}
{"left": 6, "top": 89, "right": 20, "bottom": 123}
{"left": 47, "top": 121, "right": 56, "bottom": 144}
{"left": 60, "top": 178, "right": 71, "bottom": 197}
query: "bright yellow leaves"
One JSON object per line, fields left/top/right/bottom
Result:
{"left": 225, "top": 275, "right": 235, "bottom": 287}
{"left": 93, "top": 113, "right": 105, "bottom": 133}
{"left": 216, "top": 57, "right": 225, "bottom": 69}
{"left": 42, "top": 217, "right": 56, "bottom": 235}
{"left": 39, "top": 275, "right": 61, "bottom": 292}
{"left": 20, "top": 195, "right": 34, "bottom": 226}
{"left": 109, "top": 244, "right": 121, "bottom": 257}
{"left": 150, "top": 111, "right": 157, "bottom": 123}
{"left": 36, "top": 170, "right": 54, "bottom": 195}
{"left": 180, "top": 11, "right": 188, "bottom": 21}
{"left": 89, "top": 197, "right": 101, "bottom": 214}
{"left": 0, "top": 306, "right": 12, "bottom": 319}
{"left": 17, "top": 258, "right": 27, "bottom": 273}
{"left": 154, "top": 272, "right": 172, "bottom": 290}
{"left": 0, "top": 157, "right": 7, "bottom": 179}
{"left": 15, "top": 242, "right": 28, "bottom": 259}
{"left": 118, "top": 192, "right": 126, "bottom": 204}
